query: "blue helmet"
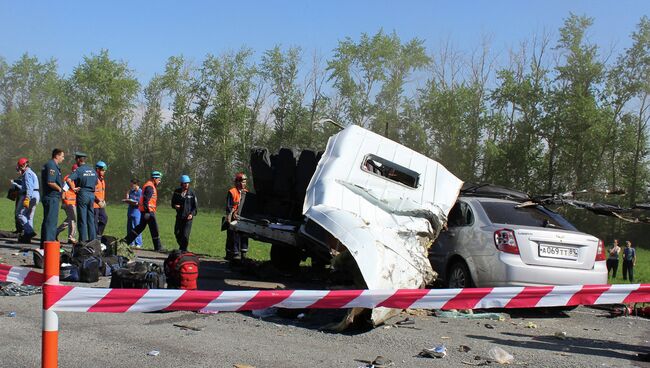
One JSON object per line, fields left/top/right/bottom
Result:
{"left": 95, "top": 161, "right": 107, "bottom": 170}
{"left": 180, "top": 175, "right": 191, "bottom": 183}
{"left": 151, "top": 170, "right": 162, "bottom": 179}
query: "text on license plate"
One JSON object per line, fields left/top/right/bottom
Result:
{"left": 538, "top": 245, "right": 579, "bottom": 260}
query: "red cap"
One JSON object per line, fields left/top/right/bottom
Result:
{"left": 16, "top": 158, "right": 29, "bottom": 168}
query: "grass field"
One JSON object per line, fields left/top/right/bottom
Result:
{"left": 1, "top": 198, "right": 647, "bottom": 284}
{"left": 0, "top": 198, "right": 271, "bottom": 260}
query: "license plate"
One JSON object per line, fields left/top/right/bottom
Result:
{"left": 539, "top": 244, "right": 579, "bottom": 260}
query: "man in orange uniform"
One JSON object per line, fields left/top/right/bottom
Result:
{"left": 225, "top": 172, "right": 249, "bottom": 262}
{"left": 123, "top": 171, "right": 165, "bottom": 251}
{"left": 93, "top": 161, "right": 109, "bottom": 236}
{"left": 57, "top": 164, "right": 78, "bottom": 243}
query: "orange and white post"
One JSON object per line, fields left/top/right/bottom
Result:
{"left": 42, "top": 241, "right": 60, "bottom": 368}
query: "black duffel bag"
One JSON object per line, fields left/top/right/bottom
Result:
{"left": 109, "top": 261, "right": 165, "bottom": 289}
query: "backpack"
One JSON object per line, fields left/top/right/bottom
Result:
{"left": 164, "top": 250, "right": 200, "bottom": 290}
{"left": 73, "top": 255, "right": 101, "bottom": 283}
{"left": 110, "top": 261, "right": 165, "bottom": 289}
{"left": 73, "top": 239, "right": 103, "bottom": 258}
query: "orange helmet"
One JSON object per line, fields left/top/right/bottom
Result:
{"left": 234, "top": 172, "right": 247, "bottom": 182}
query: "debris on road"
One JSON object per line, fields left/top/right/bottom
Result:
{"left": 525, "top": 321, "right": 538, "bottom": 329}
{"left": 435, "top": 310, "right": 509, "bottom": 320}
{"left": 419, "top": 344, "right": 447, "bottom": 358}
{"left": 251, "top": 307, "right": 278, "bottom": 318}
{"left": 233, "top": 364, "right": 256, "bottom": 368}
{"left": 0, "top": 282, "right": 41, "bottom": 296}
{"left": 554, "top": 331, "right": 567, "bottom": 340}
{"left": 488, "top": 346, "right": 514, "bottom": 364}
{"left": 146, "top": 350, "right": 160, "bottom": 357}
{"left": 355, "top": 355, "right": 394, "bottom": 367}
{"left": 173, "top": 323, "right": 202, "bottom": 331}
{"left": 458, "top": 345, "right": 472, "bottom": 353}
{"left": 7, "top": 311, "right": 16, "bottom": 317}
{"left": 484, "top": 323, "right": 495, "bottom": 329}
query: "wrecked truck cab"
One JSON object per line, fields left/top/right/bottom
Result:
{"left": 233, "top": 125, "right": 463, "bottom": 326}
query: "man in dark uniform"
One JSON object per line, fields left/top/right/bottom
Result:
{"left": 66, "top": 152, "right": 97, "bottom": 242}
{"left": 40, "top": 149, "right": 65, "bottom": 248}
{"left": 171, "top": 174, "right": 198, "bottom": 251}
{"left": 124, "top": 171, "right": 165, "bottom": 251}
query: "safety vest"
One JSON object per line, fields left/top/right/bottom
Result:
{"left": 62, "top": 175, "right": 76, "bottom": 206}
{"left": 228, "top": 187, "right": 247, "bottom": 213}
{"left": 139, "top": 180, "right": 158, "bottom": 213}
{"left": 93, "top": 177, "right": 106, "bottom": 209}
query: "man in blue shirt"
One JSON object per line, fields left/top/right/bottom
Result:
{"left": 622, "top": 240, "right": 637, "bottom": 282}
{"left": 66, "top": 152, "right": 97, "bottom": 241}
{"left": 124, "top": 178, "right": 143, "bottom": 247}
{"left": 14, "top": 158, "right": 40, "bottom": 243}
{"left": 40, "top": 149, "right": 65, "bottom": 248}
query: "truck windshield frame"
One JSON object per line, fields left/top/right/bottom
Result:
{"left": 361, "top": 154, "right": 420, "bottom": 189}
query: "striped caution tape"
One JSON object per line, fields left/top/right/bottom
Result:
{"left": 43, "top": 283, "right": 650, "bottom": 313}
{"left": 0, "top": 263, "right": 44, "bottom": 286}
{"left": 2, "top": 263, "right": 648, "bottom": 312}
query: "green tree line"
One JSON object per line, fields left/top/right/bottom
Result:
{"left": 1, "top": 14, "right": 649, "bottom": 242}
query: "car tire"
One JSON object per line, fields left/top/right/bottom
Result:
{"left": 447, "top": 261, "right": 474, "bottom": 288}
{"left": 270, "top": 243, "right": 302, "bottom": 273}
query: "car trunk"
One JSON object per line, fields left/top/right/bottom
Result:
{"left": 514, "top": 227, "right": 599, "bottom": 270}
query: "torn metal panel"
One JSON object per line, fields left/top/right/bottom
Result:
{"left": 303, "top": 125, "right": 463, "bottom": 324}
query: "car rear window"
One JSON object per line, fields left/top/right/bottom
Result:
{"left": 480, "top": 201, "right": 576, "bottom": 230}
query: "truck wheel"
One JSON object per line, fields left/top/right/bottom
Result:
{"left": 270, "top": 243, "right": 302, "bottom": 272}
{"left": 447, "top": 261, "right": 473, "bottom": 288}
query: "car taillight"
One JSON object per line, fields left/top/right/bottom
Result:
{"left": 494, "top": 229, "right": 519, "bottom": 254}
{"left": 595, "top": 239, "right": 606, "bottom": 261}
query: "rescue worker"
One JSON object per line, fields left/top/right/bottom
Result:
{"left": 40, "top": 149, "right": 65, "bottom": 248}
{"left": 225, "top": 172, "right": 248, "bottom": 262}
{"left": 123, "top": 171, "right": 165, "bottom": 251}
{"left": 171, "top": 175, "right": 198, "bottom": 252}
{"left": 124, "top": 179, "right": 142, "bottom": 247}
{"left": 15, "top": 158, "right": 40, "bottom": 243}
{"left": 93, "top": 161, "right": 109, "bottom": 236}
{"left": 66, "top": 152, "right": 97, "bottom": 242}
{"left": 56, "top": 164, "right": 78, "bottom": 244}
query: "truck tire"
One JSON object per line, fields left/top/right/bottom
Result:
{"left": 270, "top": 243, "right": 302, "bottom": 273}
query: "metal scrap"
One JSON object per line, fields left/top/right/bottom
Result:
{"left": 0, "top": 282, "right": 42, "bottom": 296}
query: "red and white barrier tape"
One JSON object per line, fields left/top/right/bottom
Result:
{"left": 2, "top": 263, "right": 648, "bottom": 312}
{"left": 0, "top": 263, "right": 44, "bottom": 286}
{"left": 43, "top": 283, "right": 649, "bottom": 313}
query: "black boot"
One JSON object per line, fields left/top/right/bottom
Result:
{"left": 153, "top": 237, "right": 166, "bottom": 252}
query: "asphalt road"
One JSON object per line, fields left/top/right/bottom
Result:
{"left": 0, "top": 238, "right": 648, "bottom": 368}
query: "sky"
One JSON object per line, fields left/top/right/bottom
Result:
{"left": 1, "top": 1, "right": 649, "bottom": 83}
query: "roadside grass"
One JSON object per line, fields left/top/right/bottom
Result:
{"left": 608, "top": 246, "right": 649, "bottom": 285}
{"left": 0, "top": 199, "right": 271, "bottom": 260}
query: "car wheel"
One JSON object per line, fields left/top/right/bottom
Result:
{"left": 270, "top": 243, "right": 302, "bottom": 273}
{"left": 447, "top": 261, "right": 473, "bottom": 288}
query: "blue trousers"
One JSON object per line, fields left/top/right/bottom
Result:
{"left": 76, "top": 192, "right": 96, "bottom": 241}
{"left": 127, "top": 209, "right": 142, "bottom": 246}
{"left": 40, "top": 195, "right": 60, "bottom": 246}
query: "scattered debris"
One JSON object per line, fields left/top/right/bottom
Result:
{"left": 233, "top": 364, "right": 256, "bottom": 368}
{"left": 525, "top": 322, "right": 538, "bottom": 329}
{"left": 488, "top": 346, "right": 514, "bottom": 364}
{"left": 173, "top": 323, "right": 202, "bottom": 332}
{"left": 0, "top": 283, "right": 42, "bottom": 296}
{"left": 147, "top": 350, "right": 160, "bottom": 357}
{"left": 395, "top": 317, "right": 415, "bottom": 326}
{"left": 197, "top": 308, "right": 218, "bottom": 315}
{"left": 7, "top": 311, "right": 16, "bottom": 317}
{"left": 484, "top": 323, "right": 495, "bottom": 329}
{"left": 355, "top": 355, "right": 394, "bottom": 367}
{"left": 458, "top": 345, "right": 472, "bottom": 353}
{"left": 252, "top": 307, "right": 278, "bottom": 318}
{"left": 461, "top": 360, "right": 490, "bottom": 366}
{"left": 554, "top": 331, "right": 567, "bottom": 340}
{"left": 297, "top": 313, "right": 305, "bottom": 319}
{"left": 441, "top": 336, "right": 451, "bottom": 339}
{"left": 436, "top": 310, "right": 509, "bottom": 320}
{"left": 419, "top": 345, "right": 447, "bottom": 358}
